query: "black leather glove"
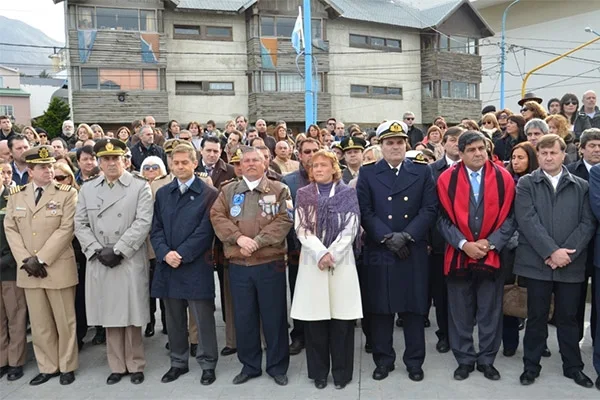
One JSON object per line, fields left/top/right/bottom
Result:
{"left": 382, "top": 232, "right": 412, "bottom": 254}
{"left": 97, "top": 247, "right": 123, "bottom": 268}
{"left": 21, "top": 256, "right": 48, "bottom": 278}
{"left": 396, "top": 246, "right": 411, "bottom": 260}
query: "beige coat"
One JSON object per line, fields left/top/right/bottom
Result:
{"left": 4, "top": 183, "right": 78, "bottom": 289}
{"left": 74, "top": 172, "right": 153, "bottom": 327}
{"left": 290, "top": 183, "right": 363, "bottom": 321}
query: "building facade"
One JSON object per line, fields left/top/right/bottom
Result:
{"left": 56, "top": 0, "right": 493, "bottom": 128}
{"left": 0, "top": 66, "right": 32, "bottom": 125}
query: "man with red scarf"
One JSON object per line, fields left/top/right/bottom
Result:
{"left": 437, "top": 131, "right": 516, "bottom": 382}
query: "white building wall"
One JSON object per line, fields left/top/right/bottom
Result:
{"left": 0, "top": 68, "right": 20, "bottom": 89}
{"left": 327, "top": 20, "right": 422, "bottom": 126}
{"left": 21, "top": 84, "right": 62, "bottom": 118}
{"left": 164, "top": 11, "right": 248, "bottom": 126}
{"left": 478, "top": 3, "right": 600, "bottom": 110}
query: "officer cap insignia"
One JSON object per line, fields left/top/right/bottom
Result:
{"left": 413, "top": 153, "right": 428, "bottom": 164}
{"left": 390, "top": 122, "right": 404, "bottom": 133}
{"left": 39, "top": 147, "right": 49, "bottom": 159}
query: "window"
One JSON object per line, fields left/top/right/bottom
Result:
{"left": 262, "top": 72, "right": 276, "bottom": 92}
{"left": 175, "top": 81, "right": 235, "bottom": 95}
{"left": 438, "top": 35, "right": 478, "bottom": 54}
{"left": 351, "top": 85, "right": 368, "bottom": 94}
{"left": 252, "top": 72, "right": 324, "bottom": 93}
{"left": 80, "top": 68, "right": 159, "bottom": 90}
{"left": 78, "top": 6, "right": 95, "bottom": 29}
{"left": 349, "top": 33, "right": 402, "bottom": 52}
{"left": 78, "top": 7, "right": 156, "bottom": 32}
{"left": 173, "top": 25, "right": 233, "bottom": 41}
{"left": 260, "top": 16, "right": 323, "bottom": 39}
{"left": 206, "top": 26, "right": 233, "bottom": 40}
{"left": 278, "top": 73, "right": 303, "bottom": 92}
{"left": 422, "top": 82, "right": 432, "bottom": 98}
{"left": 0, "top": 105, "right": 14, "bottom": 116}
{"left": 350, "top": 85, "right": 403, "bottom": 98}
{"left": 440, "top": 81, "right": 478, "bottom": 99}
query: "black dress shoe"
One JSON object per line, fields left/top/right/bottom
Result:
{"left": 201, "top": 369, "right": 216, "bottom": 385}
{"left": 144, "top": 323, "right": 155, "bottom": 337}
{"left": 60, "top": 372, "right": 75, "bottom": 385}
{"left": 314, "top": 379, "right": 327, "bottom": 389}
{"left": 372, "top": 365, "right": 394, "bottom": 381}
{"left": 519, "top": 370, "right": 539, "bottom": 385}
{"left": 595, "top": 376, "right": 599, "bottom": 390}
{"left": 232, "top": 372, "right": 260, "bottom": 385}
{"left": 503, "top": 348, "right": 517, "bottom": 357}
{"left": 565, "top": 370, "right": 594, "bottom": 388}
{"left": 453, "top": 364, "right": 474, "bottom": 381}
{"left": 273, "top": 374, "right": 288, "bottom": 386}
{"left": 190, "top": 343, "right": 198, "bottom": 357}
{"left": 408, "top": 368, "right": 424, "bottom": 382}
{"left": 542, "top": 346, "right": 551, "bottom": 357}
{"left": 364, "top": 342, "right": 372, "bottom": 353}
{"left": 476, "top": 364, "right": 500, "bottom": 381}
{"left": 221, "top": 346, "right": 237, "bottom": 356}
{"left": 289, "top": 340, "right": 304, "bottom": 356}
{"left": 424, "top": 318, "right": 431, "bottom": 328}
{"left": 0, "top": 365, "right": 9, "bottom": 378}
{"left": 130, "top": 372, "right": 144, "bottom": 384}
{"left": 161, "top": 367, "right": 189, "bottom": 383}
{"left": 30, "top": 372, "right": 60, "bottom": 386}
{"left": 436, "top": 338, "right": 450, "bottom": 353}
{"left": 92, "top": 328, "right": 106, "bottom": 345}
{"left": 395, "top": 317, "right": 403, "bottom": 328}
{"left": 107, "top": 372, "right": 125, "bottom": 385}
{"left": 7, "top": 366, "right": 24, "bottom": 381}
{"left": 335, "top": 381, "right": 348, "bottom": 389}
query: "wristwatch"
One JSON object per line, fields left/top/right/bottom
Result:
{"left": 488, "top": 241, "right": 496, "bottom": 251}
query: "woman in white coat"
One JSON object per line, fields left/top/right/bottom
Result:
{"left": 291, "top": 150, "right": 362, "bottom": 390}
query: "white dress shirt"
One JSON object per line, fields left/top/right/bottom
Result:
{"left": 243, "top": 176, "right": 261, "bottom": 191}
{"left": 543, "top": 169, "right": 562, "bottom": 191}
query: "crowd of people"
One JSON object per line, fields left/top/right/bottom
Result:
{"left": 0, "top": 89, "right": 600, "bottom": 392}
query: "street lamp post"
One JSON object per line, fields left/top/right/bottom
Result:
{"left": 500, "top": 0, "right": 520, "bottom": 110}
{"left": 585, "top": 26, "right": 600, "bottom": 37}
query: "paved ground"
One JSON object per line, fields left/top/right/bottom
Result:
{"left": 2, "top": 278, "right": 598, "bottom": 400}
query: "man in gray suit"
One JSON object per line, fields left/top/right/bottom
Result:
{"left": 75, "top": 139, "right": 153, "bottom": 386}
{"left": 437, "top": 131, "right": 516, "bottom": 382}
{"left": 515, "top": 134, "right": 596, "bottom": 388}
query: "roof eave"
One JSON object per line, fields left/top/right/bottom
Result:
{"left": 431, "top": 0, "right": 495, "bottom": 37}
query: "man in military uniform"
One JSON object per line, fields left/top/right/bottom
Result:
{"left": 74, "top": 139, "right": 153, "bottom": 385}
{"left": 4, "top": 145, "right": 79, "bottom": 386}
{"left": 356, "top": 121, "right": 438, "bottom": 382}
{"left": 0, "top": 159, "right": 26, "bottom": 381}
{"left": 341, "top": 137, "right": 366, "bottom": 184}
{"left": 210, "top": 146, "right": 293, "bottom": 386}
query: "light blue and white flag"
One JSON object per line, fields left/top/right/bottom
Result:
{"left": 291, "top": 6, "right": 304, "bottom": 54}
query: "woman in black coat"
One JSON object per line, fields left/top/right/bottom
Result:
{"left": 493, "top": 115, "right": 526, "bottom": 161}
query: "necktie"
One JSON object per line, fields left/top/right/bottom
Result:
{"left": 391, "top": 167, "right": 398, "bottom": 176}
{"left": 205, "top": 166, "right": 213, "bottom": 177}
{"left": 34, "top": 187, "right": 43, "bottom": 205}
{"left": 179, "top": 183, "right": 188, "bottom": 195}
{"left": 470, "top": 172, "right": 480, "bottom": 202}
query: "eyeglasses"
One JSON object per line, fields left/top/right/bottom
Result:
{"left": 54, "top": 175, "right": 69, "bottom": 182}
{"left": 520, "top": 108, "right": 531, "bottom": 113}
{"left": 143, "top": 165, "right": 160, "bottom": 171}
{"left": 563, "top": 100, "right": 578, "bottom": 106}
{"left": 39, "top": 134, "right": 47, "bottom": 138}
{"left": 302, "top": 149, "right": 319, "bottom": 154}
{"left": 180, "top": 137, "right": 191, "bottom": 141}
{"left": 483, "top": 121, "right": 494, "bottom": 124}
{"left": 404, "top": 117, "right": 414, "bottom": 121}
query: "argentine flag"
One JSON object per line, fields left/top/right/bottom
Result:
{"left": 291, "top": 6, "right": 304, "bottom": 54}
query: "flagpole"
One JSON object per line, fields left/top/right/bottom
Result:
{"left": 303, "top": 0, "right": 314, "bottom": 130}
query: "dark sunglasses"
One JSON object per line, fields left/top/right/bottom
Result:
{"left": 404, "top": 117, "right": 414, "bottom": 121}
{"left": 54, "top": 175, "right": 69, "bottom": 182}
{"left": 143, "top": 165, "right": 160, "bottom": 171}
{"left": 563, "top": 100, "right": 578, "bottom": 106}
{"left": 39, "top": 134, "right": 47, "bottom": 137}
{"left": 302, "top": 149, "right": 319, "bottom": 154}
{"left": 520, "top": 108, "right": 531, "bottom": 113}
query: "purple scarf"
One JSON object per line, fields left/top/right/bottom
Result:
{"left": 295, "top": 181, "right": 360, "bottom": 248}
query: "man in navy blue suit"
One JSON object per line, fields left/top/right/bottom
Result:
{"left": 356, "top": 120, "right": 438, "bottom": 382}
{"left": 151, "top": 144, "right": 219, "bottom": 386}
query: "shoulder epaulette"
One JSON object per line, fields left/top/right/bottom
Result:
{"left": 196, "top": 172, "right": 209, "bottom": 178}
{"left": 412, "top": 154, "right": 428, "bottom": 165}
{"left": 219, "top": 177, "right": 239, "bottom": 189}
{"left": 83, "top": 175, "right": 99, "bottom": 183}
{"left": 8, "top": 185, "right": 24, "bottom": 195}
{"left": 56, "top": 183, "right": 73, "bottom": 191}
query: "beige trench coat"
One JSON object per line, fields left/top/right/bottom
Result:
{"left": 74, "top": 171, "right": 153, "bottom": 327}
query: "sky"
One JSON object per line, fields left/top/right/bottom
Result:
{"left": 1, "top": 0, "right": 66, "bottom": 43}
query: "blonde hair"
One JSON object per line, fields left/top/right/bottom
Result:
{"left": 481, "top": 113, "right": 500, "bottom": 130}
{"left": 545, "top": 114, "right": 570, "bottom": 139}
{"left": 171, "top": 144, "right": 197, "bottom": 162}
{"left": 53, "top": 162, "right": 79, "bottom": 190}
{"left": 76, "top": 123, "right": 94, "bottom": 140}
{"left": 308, "top": 150, "right": 342, "bottom": 182}
{"left": 363, "top": 145, "right": 383, "bottom": 162}
{"left": 523, "top": 101, "right": 548, "bottom": 120}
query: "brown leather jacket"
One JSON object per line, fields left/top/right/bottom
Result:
{"left": 210, "top": 175, "right": 292, "bottom": 266}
